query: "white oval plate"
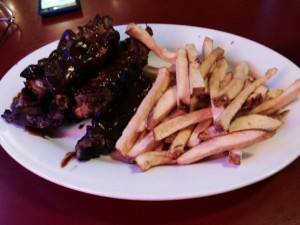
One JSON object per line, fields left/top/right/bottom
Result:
{"left": 1, "top": 24, "right": 300, "bottom": 201}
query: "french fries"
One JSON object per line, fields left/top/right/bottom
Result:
{"left": 186, "top": 44, "right": 205, "bottom": 96}
{"left": 115, "top": 68, "right": 171, "bottom": 156}
{"left": 126, "top": 23, "right": 177, "bottom": 64}
{"left": 213, "top": 61, "right": 249, "bottom": 107}
{"left": 214, "top": 68, "right": 277, "bottom": 131}
{"left": 202, "top": 37, "right": 213, "bottom": 61}
{"left": 177, "top": 130, "right": 275, "bottom": 165}
{"left": 153, "top": 107, "right": 212, "bottom": 141}
{"left": 249, "top": 79, "right": 300, "bottom": 115}
{"left": 176, "top": 49, "right": 191, "bottom": 111}
{"left": 146, "top": 85, "right": 177, "bottom": 130}
{"left": 228, "top": 149, "right": 243, "bottom": 166}
{"left": 229, "top": 114, "right": 283, "bottom": 132}
{"left": 200, "top": 47, "right": 225, "bottom": 78}
{"left": 135, "top": 151, "right": 176, "bottom": 172}
{"left": 113, "top": 33, "right": 300, "bottom": 172}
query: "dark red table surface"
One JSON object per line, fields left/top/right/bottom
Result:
{"left": 1, "top": 1, "right": 300, "bottom": 224}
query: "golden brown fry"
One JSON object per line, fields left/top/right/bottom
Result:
{"left": 115, "top": 68, "right": 171, "bottom": 156}
{"left": 229, "top": 114, "right": 283, "bottom": 132}
{"left": 153, "top": 107, "right": 212, "bottom": 141}
{"left": 167, "top": 125, "right": 194, "bottom": 159}
{"left": 198, "top": 125, "right": 227, "bottom": 141}
{"left": 209, "top": 58, "right": 228, "bottom": 120}
{"left": 177, "top": 130, "right": 275, "bottom": 165}
{"left": 176, "top": 48, "right": 191, "bottom": 112}
{"left": 187, "top": 119, "right": 212, "bottom": 147}
{"left": 126, "top": 131, "right": 162, "bottom": 160}
{"left": 209, "top": 58, "right": 228, "bottom": 97}
{"left": 146, "top": 85, "right": 177, "bottom": 130}
{"left": 228, "top": 149, "right": 243, "bottom": 166}
{"left": 126, "top": 23, "right": 177, "bottom": 64}
{"left": 249, "top": 79, "right": 300, "bottom": 115}
{"left": 200, "top": 47, "right": 225, "bottom": 78}
{"left": 202, "top": 37, "right": 213, "bottom": 61}
{"left": 215, "top": 67, "right": 277, "bottom": 131}
{"left": 135, "top": 151, "right": 177, "bottom": 172}
{"left": 213, "top": 61, "right": 249, "bottom": 107}
{"left": 186, "top": 44, "right": 205, "bottom": 96}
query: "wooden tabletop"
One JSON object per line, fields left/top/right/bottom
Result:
{"left": 1, "top": 0, "right": 300, "bottom": 224}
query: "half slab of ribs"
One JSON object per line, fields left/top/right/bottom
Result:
{"left": 2, "top": 15, "right": 153, "bottom": 160}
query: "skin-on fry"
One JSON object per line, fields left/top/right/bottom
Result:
{"left": 176, "top": 48, "right": 191, "bottom": 112}
{"left": 249, "top": 79, "right": 300, "bottom": 115}
{"left": 135, "top": 151, "right": 177, "bottom": 172}
{"left": 153, "top": 107, "right": 212, "bottom": 141}
{"left": 126, "top": 131, "right": 162, "bottom": 160}
{"left": 202, "top": 37, "right": 213, "bottom": 61}
{"left": 215, "top": 67, "right": 277, "bottom": 131}
{"left": 198, "top": 125, "right": 227, "bottom": 141}
{"left": 213, "top": 61, "right": 249, "bottom": 107}
{"left": 146, "top": 85, "right": 177, "bottom": 130}
{"left": 186, "top": 44, "right": 205, "bottom": 96}
{"left": 209, "top": 58, "right": 228, "bottom": 120}
{"left": 200, "top": 47, "right": 225, "bottom": 78}
{"left": 187, "top": 119, "right": 212, "bottom": 147}
{"left": 167, "top": 125, "right": 194, "bottom": 159}
{"left": 229, "top": 114, "right": 283, "bottom": 132}
{"left": 115, "top": 68, "right": 171, "bottom": 156}
{"left": 228, "top": 149, "right": 243, "bottom": 166}
{"left": 126, "top": 23, "right": 177, "bottom": 64}
{"left": 177, "top": 130, "right": 275, "bottom": 165}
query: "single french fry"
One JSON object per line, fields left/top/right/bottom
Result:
{"left": 229, "top": 114, "right": 283, "bottom": 132}
{"left": 153, "top": 107, "right": 212, "bottom": 141}
{"left": 177, "top": 130, "right": 275, "bottom": 165}
{"left": 135, "top": 151, "right": 177, "bottom": 172}
{"left": 146, "top": 85, "right": 177, "bottom": 130}
{"left": 198, "top": 125, "right": 227, "bottom": 141}
{"left": 186, "top": 44, "right": 205, "bottom": 96}
{"left": 202, "top": 37, "right": 213, "bottom": 61}
{"left": 228, "top": 149, "right": 243, "bottom": 166}
{"left": 209, "top": 58, "right": 228, "bottom": 120}
{"left": 115, "top": 68, "right": 171, "bottom": 156}
{"left": 126, "top": 131, "right": 162, "bottom": 160}
{"left": 209, "top": 58, "right": 228, "bottom": 97}
{"left": 220, "top": 71, "right": 233, "bottom": 90}
{"left": 126, "top": 23, "right": 177, "bottom": 64}
{"left": 167, "top": 125, "right": 194, "bottom": 159}
{"left": 215, "top": 68, "right": 277, "bottom": 131}
{"left": 176, "top": 48, "right": 191, "bottom": 112}
{"left": 249, "top": 79, "right": 300, "bottom": 115}
{"left": 213, "top": 61, "right": 249, "bottom": 107}
{"left": 200, "top": 47, "right": 225, "bottom": 78}
{"left": 186, "top": 43, "right": 200, "bottom": 63}
{"left": 187, "top": 119, "right": 212, "bottom": 147}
